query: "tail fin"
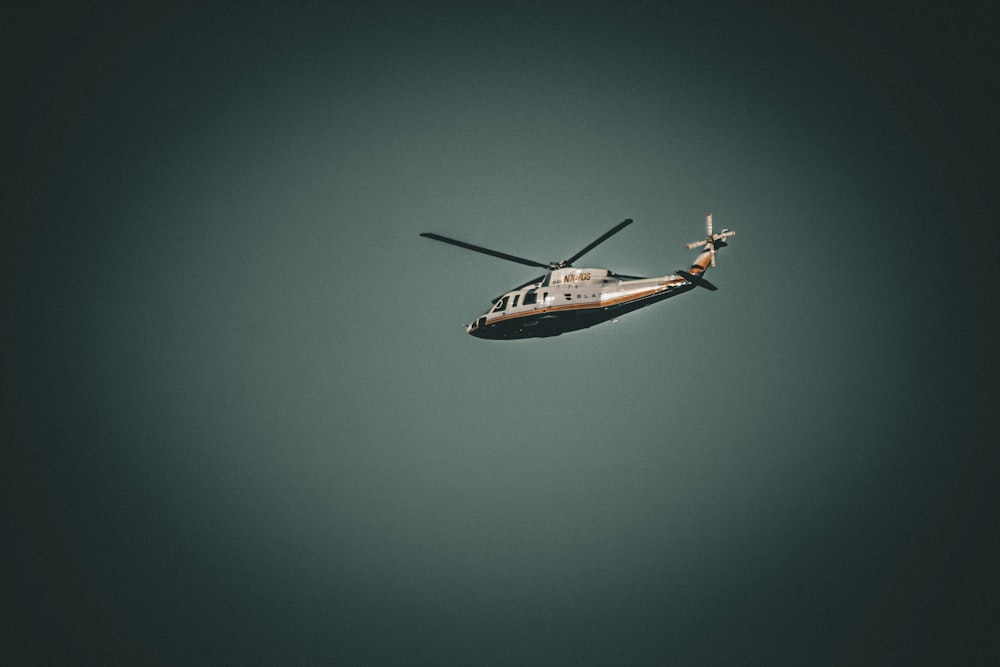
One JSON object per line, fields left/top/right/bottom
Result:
{"left": 676, "top": 269, "right": 718, "bottom": 291}
{"left": 679, "top": 213, "right": 735, "bottom": 290}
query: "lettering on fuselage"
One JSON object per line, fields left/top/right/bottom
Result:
{"left": 555, "top": 272, "right": 591, "bottom": 284}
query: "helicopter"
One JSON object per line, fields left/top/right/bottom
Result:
{"left": 420, "top": 214, "right": 735, "bottom": 339}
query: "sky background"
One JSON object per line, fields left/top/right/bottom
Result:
{"left": 6, "top": 2, "right": 998, "bottom": 664}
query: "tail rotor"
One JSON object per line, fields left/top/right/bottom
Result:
{"left": 678, "top": 213, "right": 735, "bottom": 290}
{"left": 686, "top": 212, "right": 735, "bottom": 267}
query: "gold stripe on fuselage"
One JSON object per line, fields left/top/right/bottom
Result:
{"left": 485, "top": 281, "right": 683, "bottom": 326}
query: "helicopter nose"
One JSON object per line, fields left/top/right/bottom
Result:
{"left": 467, "top": 316, "right": 486, "bottom": 337}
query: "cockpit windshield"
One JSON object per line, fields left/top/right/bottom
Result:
{"left": 491, "top": 296, "right": 509, "bottom": 313}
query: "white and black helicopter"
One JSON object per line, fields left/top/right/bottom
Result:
{"left": 420, "top": 215, "right": 735, "bottom": 340}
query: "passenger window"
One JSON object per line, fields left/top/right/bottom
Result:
{"left": 512, "top": 294, "right": 520, "bottom": 308}
{"left": 524, "top": 289, "right": 537, "bottom": 305}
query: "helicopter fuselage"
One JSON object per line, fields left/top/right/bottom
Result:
{"left": 467, "top": 267, "right": 694, "bottom": 339}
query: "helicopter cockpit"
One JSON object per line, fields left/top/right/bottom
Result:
{"left": 470, "top": 295, "right": 510, "bottom": 334}
{"left": 491, "top": 295, "right": 509, "bottom": 313}
{"left": 490, "top": 284, "right": 545, "bottom": 313}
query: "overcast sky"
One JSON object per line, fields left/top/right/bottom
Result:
{"left": 7, "top": 2, "right": 998, "bottom": 664}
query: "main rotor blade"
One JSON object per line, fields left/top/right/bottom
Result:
{"left": 564, "top": 218, "right": 633, "bottom": 266}
{"left": 419, "top": 233, "right": 551, "bottom": 269}
{"left": 491, "top": 275, "right": 546, "bottom": 303}
{"left": 511, "top": 275, "right": 546, "bottom": 292}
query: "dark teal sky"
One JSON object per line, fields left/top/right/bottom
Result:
{"left": 7, "top": 2, "right": 997, "bottom": 664}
